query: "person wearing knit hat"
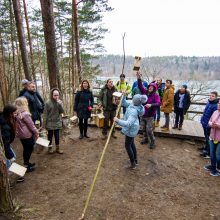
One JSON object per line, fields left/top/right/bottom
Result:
{"left": 173, "top": 84, "right": 191, "bottom": 130}
{"left": 114, "top": 94, "right": 147, "bottom": 170}
{"left": 19, "top": 79, "right": 30, "bottom": 97}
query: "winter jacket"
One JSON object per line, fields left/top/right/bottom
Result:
{"left": 132, "top": 80, "right": 148, "bottom": 92}
{"left": 161, "top": 85, "right": 175, "bottom": 113}
{"left": 23, "top": 90, "right": 44, "bottom": 121}
{"left": 151, "top": 81, "right": 165, "bottom": 101}
{"left": 98, "top": 85, "right": 117, "bottom": 111}
{"left": 43, "top": 89, "right": 64, "bottom": 130}
{"left": 0, "top": 114, "right": 15, "bottom": 160}
{"left": 138, "top": 80, "right": 161, "bottom": 117}
{"left": 116, "top": 98, "right": 145, "bottom": 137}
{"left": 209, "top": 110, "right": 220, "bottom": 141}
{"left": 74, "top": 89, "right": 94, "bottom": 119}
{"left": 174, "top": 90, "right": 191, "bottom": 114}
{"left": 16, "top": 111, "right": 38, "bottom": 139}
{"left": 201, "top": 98, "right": 219, "bottom": 128}
{"left": 116, "top": 81, "right": 131, "bottom": 96}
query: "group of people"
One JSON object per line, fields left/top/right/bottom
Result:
{"left": 0, "top": 80, "right": 65, "bottom": 182}
{"left": 0, "top": 72, "right": 219, "bottom": 179}
{"left": 97, "top": 72, "right": 192, "bottom": 169}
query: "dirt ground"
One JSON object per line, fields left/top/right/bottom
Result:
{"left": 2, "top": 125, "right": 220, "bottom": 220}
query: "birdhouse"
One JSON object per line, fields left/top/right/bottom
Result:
{"left": 133, "top": 56, "right": 141, "bottom": 71}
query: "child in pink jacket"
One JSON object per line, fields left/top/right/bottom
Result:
{"left": 15, "top": 97, "right": 39, "bottom": 172}
{"left": 204, "top": 100, "right": 220, "bottom": 176}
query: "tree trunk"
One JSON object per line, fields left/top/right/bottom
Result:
{"left": 12, "top": 0, "right": 31, "bottom": 81}
{"left": 72, "top": 0, "right": 82, "bottom": 84}
{"left": 0, "top": 32, "right": 8, "bottom": 106}
{"left": 40, "top": 0, "right": 60, "bottom": 90}
{"left": 22, "top": 0, "right": 35, "bottom": 81}
{"left": 0, "top": 132, "right": 14, "bottom": 213}
{"left": 9, "top": 0, "right": 19, "bottom": 97}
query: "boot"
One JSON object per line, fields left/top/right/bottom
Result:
{"left": 178, "top": 124, "right": 183, "bottom": 130}
{"left": 160, "top": 124, "right": 166, "bottom": 128}
{"left": 155, "top": 120, "right": 160, "bottom": 127}
{"left": 141, "top": 138, "right": 148, "bottom": 145}
{"left": 56, "top": 145, "right": 63, "bottom": 154}
{"left": 111, "top": 132, "right": 117, "bottom": 139}
{"left": 79, "top": 134, "right": 84, "bottom": 139}
{"left": 48, "top": 145, "right": 54, "bottom": 154}
{"left": 149, "top": 140, "right": 156, "bottom": 149}
{"left": 161, "top": 126, "right": 169, "bottom": 132}
{"left": 84, "top": 125, "right": 89, "bottom": 138}
{"left": 172, "top": 124, "right": 178, "bottom": 129}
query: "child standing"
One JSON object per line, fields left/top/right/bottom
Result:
{"left": 200, "top": 92, "right": 219, "bottom": 158}
{"left": 43, "top": 88, "right": 64, "bottom": 154}
{"left": 204, "top": 100, "right": 220, "bottom": 176}
{"left": 15, "top": 97, "right": 39, "bottom": 172}
{"left": 114, "top": 94, "right": 147, "bottom": 169}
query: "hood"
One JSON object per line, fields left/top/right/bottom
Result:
{"left": 167, "top": 84, "right": 175, "bottom": 91}
{"left": 50, "top": 88, "right": 61, "bottom": 101}
{"left": 208, "top": 98, "right": 219, "bottom": 104}
{"left": 147, "top": 83, "right": 158, "bottom": 93}
{"left": 130, "top": 104, "right": 145, "bottom": 117}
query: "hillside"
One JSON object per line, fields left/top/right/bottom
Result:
{"left": 92, "top": 55, "right": 220, "bottom": 80}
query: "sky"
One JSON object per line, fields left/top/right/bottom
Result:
{"left": 100, "top": 0, "right": 220, "bottom": 57}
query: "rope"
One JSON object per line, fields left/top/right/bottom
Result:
{"left": 80, "top": 95, "right": 124, "bottom": 220}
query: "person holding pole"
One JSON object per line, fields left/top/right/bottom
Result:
{"left": 114, "top": 94, "right": 147, "bottom": 169}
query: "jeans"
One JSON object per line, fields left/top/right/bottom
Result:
{"left": 175, "top": 108, "right": 184, "bottom": 126}
{"left": 203, "top": 126, "right": 211, "bottom": 154}
{"left": 125, "top": 136, "right": 137, "bottom": 164}
{"left": 164, "top": 113, "right": 170, "bottom": 127}
{"left": 79, "top": 118, "right": 88, "bottom": 135}
{"left": 143, "top": 117, "right": 155, "bottom": 142}
{"left": 48, "top": 129, "right": 60, "bottom": 146}
{"left": 209, "top": 140, "right": 220, "bottom": 170}
{"left": 6, "top": 146, "right": 16, "bottom": 169}
{"left": 102, "top": 110, "right": 116, "bottom": 135}
{"left": 154, "top": 106, "right": 161, "bottom": 121}
{"left": 20, "top": 136, "right": 35, "bottom": 166}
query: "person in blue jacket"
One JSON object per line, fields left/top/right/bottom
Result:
{"left": 200, "top": 91, "right": 219, "bottom": 158}
{"left": 131, "top": 80, "right": 148, "bottom": 97}
{"left": 114, "top": 94, "right": 147, "bottom": 170}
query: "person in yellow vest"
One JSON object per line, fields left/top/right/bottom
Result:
{"left": 116, "top": 74, "right": 132, "bottom": 114}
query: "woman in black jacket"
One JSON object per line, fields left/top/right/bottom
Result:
{"left": 74, "top": 80, "right": 94, "bottom": 139}
{"left": 0, "top": 105, "right": 17, "bottom": 163}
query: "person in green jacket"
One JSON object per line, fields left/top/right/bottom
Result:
{"left": 43, "top": 88, "right": 64, "bottom": 154}
{"left": 98, "top": 79, "right": 118, "bottom": 139}
{"left": 116, "top": 73, "right": 131, "bottom": 114}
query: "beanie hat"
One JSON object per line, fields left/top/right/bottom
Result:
{"left": 120, "top": 73, "right": 125, "bottom": 78}
{"left": 132, "top": 94, "right": 148, "bottom": 106}
{"left": 21, "top": 79, "right": 29, "bottom": 85}
{"left": 182, "top": 84, "right": 187, "bottom": 89}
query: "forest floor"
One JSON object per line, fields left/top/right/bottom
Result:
{"left": 2, "top": 125, "right": 220, "bottom": 220}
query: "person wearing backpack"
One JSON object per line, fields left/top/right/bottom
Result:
{"left": 116, "top": 74, "right": 131, "bottom": 114}
{"left": 15, "top": 97, "right": 39, "bottom": 172}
